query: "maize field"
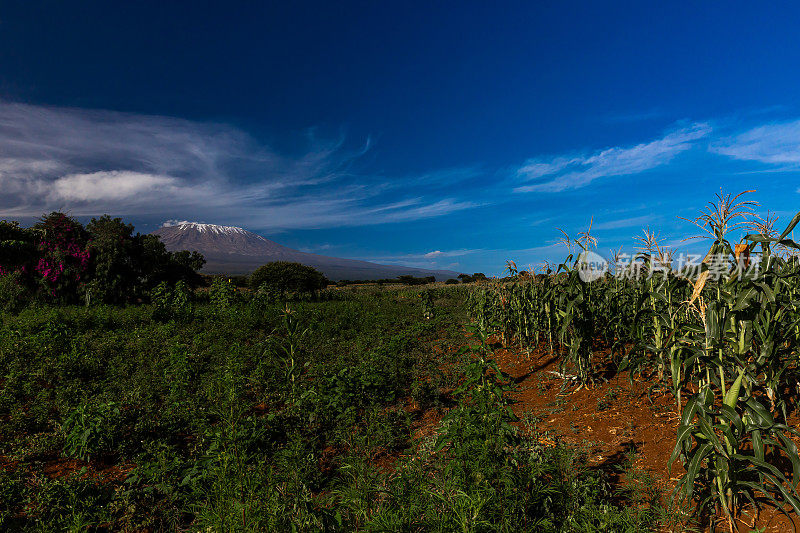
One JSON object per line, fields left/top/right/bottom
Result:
{"left": 468, "top": 191, "right": 800, "bottom": 530}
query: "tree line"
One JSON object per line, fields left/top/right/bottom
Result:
{"left": 0, "top": 213, "right": 204, "bottom": 308}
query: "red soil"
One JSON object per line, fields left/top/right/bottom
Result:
{"left": 491, "top": 339, "right": 800, "bottom": 532}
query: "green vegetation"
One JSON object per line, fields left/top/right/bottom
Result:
{"left": 0, "top": 273, "right": 661, "bottom": 530}
{"left": 336, "top": 275, "right": 442, "bottom": 286}
{"left": 0, "top": 213, "right": 204, "bottom": 306}
{"left": 9, "top": 196, "right": 800, "bottom": 530}
{"left": 249, "top": 261, "right": 329, "bottom": 297}
{"left": 459, "top": 273, "right": 488, "bottom": 284}
{"left": 469, "top": 192, "right": 800, "bottom": 530}
{"left": 397, "top": 274, "right": 436, "bottom": 285}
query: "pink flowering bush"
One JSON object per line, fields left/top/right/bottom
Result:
{"left": 33, "top": 213, "right": 91, "bottom": 302}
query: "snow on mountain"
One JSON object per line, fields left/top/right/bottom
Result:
{"left": 161, "top": 221, "right": 262, "bottom": 238}
{"left": 151, "top": 222, "right": 460, "bottom": 281}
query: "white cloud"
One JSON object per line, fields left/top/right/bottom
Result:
{"left": 421, "top": 249, "right": 475, "bottom": 259}
{"left": 516, "top": 157, "right": 578, "bottom": 179}
{"left": 592, "top": 215, "right": 655, "bottom": 231}
{"left": 49, "top": 171, "right": 178, "bottom": 202}
{"left": 0, "top": 101, "right": 477, "bottom": 228}
{"left": 161, "top": 219, "right": 192, "bottom": 228}
{"left": 711, "top": 119, "right": 800, "bottom": 164}
{"left": 298, "top": 243, "right": 335, "bottom": 253}
{"left": 0, "top": 158, "right": 63, "bottom": 175}
{"left": 515, "top": 123, "right": 711, "bottom": 192}
{"left": 353, "top": 247, "right": 480, "bottom": 271}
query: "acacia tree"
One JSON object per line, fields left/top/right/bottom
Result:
{"left": 249, "top": 261, "right": 328, "bottom": 297}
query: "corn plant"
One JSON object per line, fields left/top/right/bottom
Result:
{"left": 420, "top": 289, "right": 435, "bottom": 320}
{"left": 151, "top": 279, "right": 192, "bottom": 322}
{"left": 659, "top": 194, "right": 800, "bottom": 529}
{"left": 209, "top": 277, "right": 237, "bottom": 309}
{"left": 273, "top": 306, "right": 308, "bottom": 396}
{"left": 465, "top": 190, "right": 800, "bottom": 527}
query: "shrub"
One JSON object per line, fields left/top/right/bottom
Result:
{"left": 0, "top": 220, "right": 38, "bottom": 274}
{"left": 84, "top": 215, "right": 205, "bottom": 304}
{"left": 62, "top": 400, "right": 123, "bottom": 460}
{"left": 84, "top": 216, "right": 140, "bottom": 304}
{"left": 0, "top": 271, "right": 29, "bottom": 313}
{"left": 445, "top": 278, "right": 459, "bottom": 284}
{"left": 249, "top": 262, "right": 328, "bottom": 296}
{"left": 420, "top": 290, "right": 435, "bottom": 319}
{"left": 151, "top": 280, "right": 192, "bottom": 322}
{"left": 251, "top": 282, "right": 282, "bottom": 309}
{"left": 34, "top": 212, "right": 91, "bottom": 303}
{"left": 209, "top": 277, "right": 237, "bottom": 308}
{"left": 0, "top": 214, "right": 206, "bottom": 305}
{"left": 228, "top": 275, "right": 249, "bottom": 287}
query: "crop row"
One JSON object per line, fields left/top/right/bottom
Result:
{"left": 468, "top": 192, "right": 800, "bottom": 529}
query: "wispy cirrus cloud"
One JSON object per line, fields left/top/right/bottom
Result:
{"left": 0, "top": 101, "right": 477, "bottom": 228}
{"left": 422, "top": 249, "right": 475, "bottom": 259}
{"left": 359, "top": 248, "right": 481, "bottom": 270}
{"left": 298, "top": 243, "right": 336, "bottom": 253}
{"left": 515, "top": 122, "right": 711, "bottom": 192}
{"left": 710, "top": 119, "right": 800, "bottom": 165}
{"left": 592, "top": 214, "right": 656, "bottom": 231}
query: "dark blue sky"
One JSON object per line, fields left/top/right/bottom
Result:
{"left": 2, "top": 1, "right": 799, "bottom": 274}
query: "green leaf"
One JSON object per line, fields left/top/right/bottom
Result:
{"left": 757, "top": 282, "right": 776, "bottom": 303}
{"left": 732, "top": 286, "right": 757, "bottom": 311}
{"left": 724, "top": 366, "right": 746, "bottom": 409}
{"left": 753, "top": 430, "right": 764, "bottom": 462}
{"left": 778, "top": 211, "right": 800, "bottom": 241}
{"left": 683, "top": 443, "right": 714, "bottom": 501}
{"left": 744, "top": 398, "right": 775, "bottom": 428}
{"left": 778, "top": 433, "right": 800, "bottom": 487}
{"left": 670, "top": 424, "right": 694, "bottom": 470}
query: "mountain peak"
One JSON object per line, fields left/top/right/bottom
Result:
{"left": 161, "top": 220, "right": 258, "bottom": 237}
{"left": 153, "top": 221, "right": 280, "bottom": 258}
{"left": 151, "top": 221, "right": 461, "bottom": 281}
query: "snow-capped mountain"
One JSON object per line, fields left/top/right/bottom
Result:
{"left": 152, "top": 222, "right": 460, "bottom": 281}
{"left": 154, "top": 222, "right": 293, "bottom": 257}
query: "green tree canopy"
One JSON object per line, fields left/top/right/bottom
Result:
{"left": 86, "top": 216, "right": 206, "bottom": 304}
{"left": 0, "top": 220, "right": 37, "bottom": 275}
{"left": 1, "top": 213, "right": 205, "bottom": 305}
{"left": 249, "top": 261, "right": 328, "bottom": 294}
